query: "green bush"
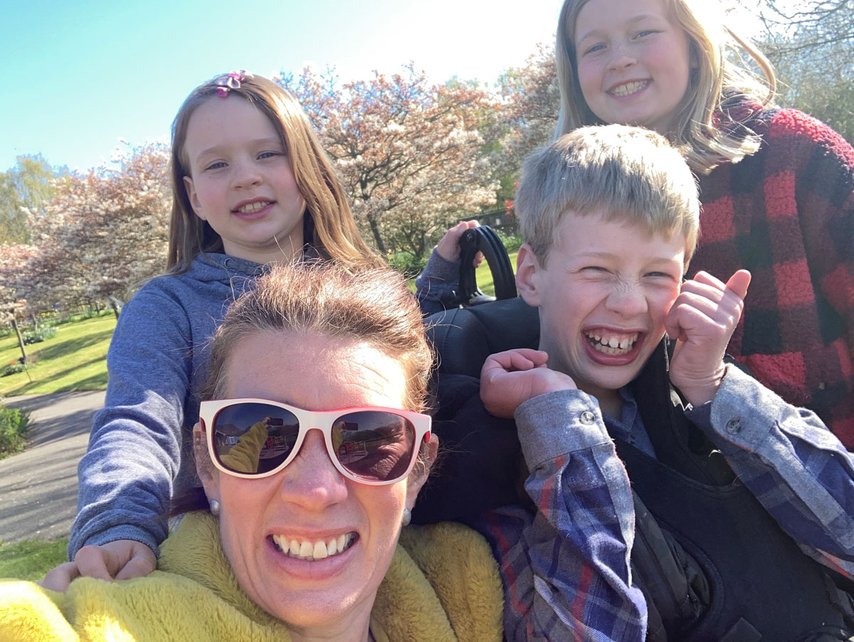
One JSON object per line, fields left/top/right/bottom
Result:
{"left": 0, "top": 405, "right": 28, "bottom": 458}
{"left": 23, "top": 326, "right": 57, "bottom": 344}
{"left": 1, "top": 363, "right": 26, "bottom": 378}
{"left": 389, "top": 251, "right": 427, "bottom": 279}
{"left": 496, "top": 229, "right": 523, "bottom": 253}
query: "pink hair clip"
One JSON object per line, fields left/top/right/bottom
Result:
{"left": 215, "top": 70, "right": 254, "bottom": 97}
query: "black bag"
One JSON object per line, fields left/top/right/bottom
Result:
{"left": 440, "top": 225, "right": 517, "bottom": 308}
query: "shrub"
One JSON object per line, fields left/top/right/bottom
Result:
{"left": 1, "top": 363, "right": 26, "bottom": 378}
{"left": 496, "top": 229, "right": 523, "bottom": 253}
{"left": 23, "top": 326, "right": 57, "bottom": 345}
{"left": 0, "top": 406, "right": 29, "bottom": 458}
{"left": 389, "top": 251, "right": 427, "bottom": 279}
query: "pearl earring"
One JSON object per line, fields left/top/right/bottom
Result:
{"left": 209, "top": 499, "right": 221, "bottom": 516}
{"left": 401, "top": 507, "right": 412, "bottom": 527}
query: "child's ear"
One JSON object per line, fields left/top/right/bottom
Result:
{"left": 183, "top": 176, "right": 206, "bottom": 221}
{"left": 515, "top": 243, "right": 544, "bottom": 307}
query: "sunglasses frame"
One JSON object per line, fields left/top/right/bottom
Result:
{"left": 200, "top": 398, "right": 432, "bottom": 486}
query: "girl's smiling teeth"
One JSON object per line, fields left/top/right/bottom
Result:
{"left": 234, "top": 200, "right": 273, "bottom": 214}
{"left": 271, "top": 532, "right": 356, "bottom": 561}
{"left": 585, "top": 330, "right": 639, "bottom": 355}
{"left": 609, "top": 80, "right": 649, "bottom": 97}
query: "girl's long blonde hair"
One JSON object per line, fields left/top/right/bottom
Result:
{"left": 555, "top": 0, "right": 777, "bottom": 173}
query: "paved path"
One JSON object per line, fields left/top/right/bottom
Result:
{"left": 0, "top": 391, "right": 104, "bottom": 544}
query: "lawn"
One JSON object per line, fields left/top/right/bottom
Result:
{"left": 0, "top": 315, "right": 112, "bottom": 573}
{"left": 0, "top": 539, "right": 67, "bottom": 581}
{"left": 474, "top": 249, "right": 519, "bottom": 297}
{"left": 0, "top": 314, "right": 116, "bottom": 397}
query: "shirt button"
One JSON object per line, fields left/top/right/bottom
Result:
{"left": 726, "top": 418, "right": 742, "bottom": 434}
{"left": 580, "top": 410, "right": 596, "bottom": 424}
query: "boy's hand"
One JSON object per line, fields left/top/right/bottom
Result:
{"left": 435, "top": 220, "right": 484, "bottom": 267}
{"left": 665, "top": 270, "right": 751, "bottom": 406}
{"left": 40, "top": 539, "right": 156, "bottom": 591}
{"left": 480, "top": 348, "right": 577, "bottom": 418}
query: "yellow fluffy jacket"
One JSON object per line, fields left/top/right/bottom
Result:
{"left": 0, "top": 512, "right": 502, "bottom": 641}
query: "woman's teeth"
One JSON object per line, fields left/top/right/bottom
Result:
{"left": 586, "top": 332, "right": 638, "bottom": 355}
{"left": 272, "top": 532, "right": 354, "bottom": 561}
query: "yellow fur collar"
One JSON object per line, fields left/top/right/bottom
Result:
{"left": 0, "top": 512, "right": 502, "bottom": 641}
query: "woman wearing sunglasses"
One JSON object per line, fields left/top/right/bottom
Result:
{"left": 0, "top": 262, "right": 503, "bottom": 641}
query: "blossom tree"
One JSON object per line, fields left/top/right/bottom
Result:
{"left": 495, "top": 45, "right": 560, "bottom": 180}
{"left": 0, "top": 244, "right": 37, "bottom": 323}
{"left": 21, "top": 143, "right": 171, "bottom": 313}
{"left": 281, "top": 66, "right": 498, "bottom": 260}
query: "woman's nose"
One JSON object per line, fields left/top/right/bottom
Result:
{"left": 278, "top": 431, "right": 348, "bottom": 509}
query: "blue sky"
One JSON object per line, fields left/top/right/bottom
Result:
{"left": 0, "top": 0, "right": 564, "bottom": 173}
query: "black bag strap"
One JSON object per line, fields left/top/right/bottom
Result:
{"left": 631, "top": 491, "right": 710, "bottom": 641}
{"left": 457, "top": 225, "right": 517, "bottom": 306}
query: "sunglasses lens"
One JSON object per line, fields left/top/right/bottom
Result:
{"left": 332, "top": 411, "right": 417, "bottom": 482}
{"left": 212, "top": 403, "right": 300, "bottom": 475}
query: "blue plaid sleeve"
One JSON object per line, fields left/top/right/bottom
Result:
{"left": 688, "top": 366, "right": 854, "bottom": 578}
{"left": 480, "top": 390, "right": 647, "bottom": 641}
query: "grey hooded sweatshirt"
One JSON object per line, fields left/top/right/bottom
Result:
{"left": 70, "top": 253, "right": 266, "bottom": 556}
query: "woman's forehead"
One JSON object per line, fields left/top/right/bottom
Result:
{"left": 222, "top": 331, "right": 407, "bottom": 410}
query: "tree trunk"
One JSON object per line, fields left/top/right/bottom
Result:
{"left": 12, "top": 318, "right": 27, "bottom": 365}
{"left": 367, "top": 214, "right": 387, "bottom": 255}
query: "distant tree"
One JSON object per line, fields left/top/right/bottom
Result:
{"left": 495, "top": 45, "right": 560, "bottom": 178}
{"left": 0, "top": 244, "right": 37, "bottom": 324}
{"left": 280, "top": 66, "right": 498, "bottom": 260}
{"left": 743, "top": 0, "right": 853, "bottom": 141}
{"left": 22, "top": 144, "right": 171, "bottom": 312}
{"left": 0, "top": 155, "right": 61, "bottom": 245}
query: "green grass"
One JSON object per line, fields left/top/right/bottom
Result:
{"left": 0, "top": 314, "right": 116, "bottom": 397}
{"left": 474, "top": 249, "right": 519, "bottom": 297}
{"left": 0, "top": 539, "right": 68, "bottom": 581}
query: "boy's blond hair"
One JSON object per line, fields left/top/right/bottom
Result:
{"left": 516, "top": 125, "right": 700, "bottom": 266}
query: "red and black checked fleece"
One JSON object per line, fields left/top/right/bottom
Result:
{"left": 692, "top": 103, "right": 853, "bottom": 449}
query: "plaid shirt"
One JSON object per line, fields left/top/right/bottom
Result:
{"left": 480, "top": 390, "right": 647, "bottom": 641}
{"left": 482, "top": 367, "right": 854, "bottom": 641}
{"left": 693, "top": 104, "right": 854, "bottom": 448}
